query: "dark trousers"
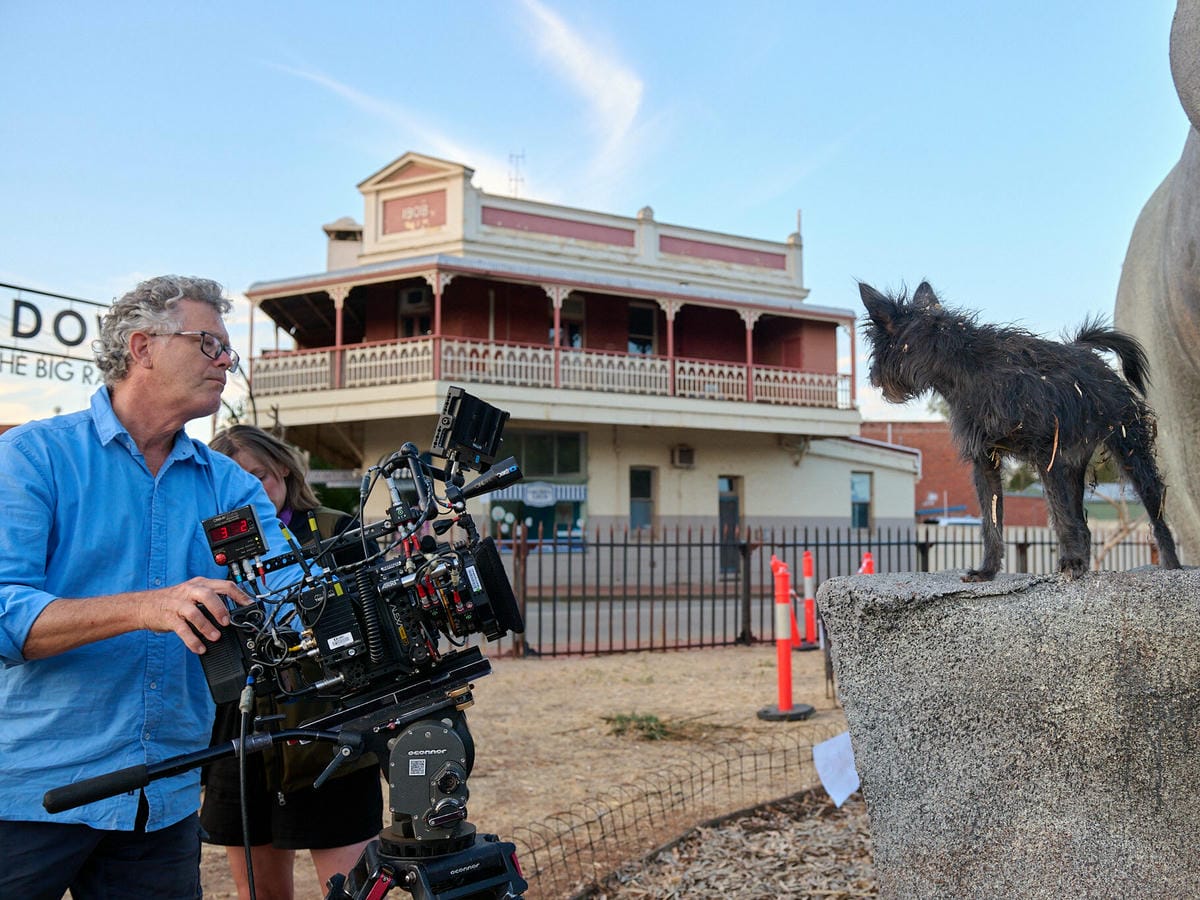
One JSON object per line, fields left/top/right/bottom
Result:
{"left": 0, "top": 796, "right": 202, "bottom": 900}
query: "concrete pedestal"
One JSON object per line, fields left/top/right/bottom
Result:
{"left": 818, "top": 568, "right": 1200, "bottom": 899}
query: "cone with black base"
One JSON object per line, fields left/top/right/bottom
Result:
{"left": 759, "top": 556, "right": 817, "bottom": 722}
{"left": 757, "top": 701, "right": 815, "bottom": 722}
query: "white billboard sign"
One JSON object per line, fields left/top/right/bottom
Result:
{"left": 0, "top": 283, "right": 107, "bottom": 386}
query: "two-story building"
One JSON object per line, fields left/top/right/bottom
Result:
{"left": 243, "top": 151, "right": 918, "bottom": 538}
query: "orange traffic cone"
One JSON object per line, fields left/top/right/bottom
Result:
{"left": 792, "top": 550, "right": 819, "bottom": 651}
{"left": 759, "top": 555, "right": 814, "bottom": 722}
{"left": 857, "top": 551, "right": 875, "bottom": 574}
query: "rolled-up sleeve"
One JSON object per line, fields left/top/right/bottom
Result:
{"left": 0, "top": 438, "right": 58, "bottom": 666}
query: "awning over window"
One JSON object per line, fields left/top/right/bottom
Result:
{"left": 484, "top": 481, "right": 587, "bottom": 507}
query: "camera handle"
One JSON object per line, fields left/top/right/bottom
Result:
{"left": 41, "top": 726, "right": 347, "bottom": 814}
{"left": 42, "top": 656, "right": 488, "bottom": 815}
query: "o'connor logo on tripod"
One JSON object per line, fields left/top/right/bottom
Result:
{"left": 0, "top": 283, "right": 106, "bottom": 384}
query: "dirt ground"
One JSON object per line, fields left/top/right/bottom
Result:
{"left": 200, "top": 643, "right": 845, "bottom": 899}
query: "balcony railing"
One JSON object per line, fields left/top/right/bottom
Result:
{"left": 560, "top": 346, "right": 670, "bottom": 395}
{"left": 346, "top": 338, "right": 434, "bottom": 388}
{"left": 254, "top": 348, "right": 334, "bottom": 394}
{"left": 252, "top": 337, "right": 854, "bottom": 409}
{"left": 442, "top": 338, "right": 555, "bottom": 387}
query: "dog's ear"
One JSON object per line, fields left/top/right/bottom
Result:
{"left": 859, "top": 282, "right": 900, "bottom": 334}
{"left": 913, "top": 281, "right": 941, "bottom": 310}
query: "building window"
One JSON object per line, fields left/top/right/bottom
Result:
{"left": 505, "top": 431, "right": 584, "bottom": 478}
{"left": 630, "top": 467, "right": 655, "bottom": 530}
{"left": 851, "top": 472, "right": 873, "bottom": 528}
{"left": 628, "top": 303, "right": 656, "bottom": 355}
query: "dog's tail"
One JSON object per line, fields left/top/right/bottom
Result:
{"left": 1072, "top": 318, "right": 1150, "bottom": 395}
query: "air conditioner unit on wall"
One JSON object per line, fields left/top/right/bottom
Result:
{"left": 671, "top": 445, "right": 696, "bottom": 469}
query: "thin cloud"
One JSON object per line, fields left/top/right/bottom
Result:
{"left": 264, "top": 62, "right": 514, "bottom": 195}
{"left": 264, "top": 5, "right": 653, "bottom": 209}
{"left": 736, "top": 118, "right": 878, "bottom": 214}
{"left": 517, "top": 0, "right": 646, "bottom": 187}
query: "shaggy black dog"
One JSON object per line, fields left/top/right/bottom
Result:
{"left": 860, "top": 281, "right": 1181, "bottom": 581}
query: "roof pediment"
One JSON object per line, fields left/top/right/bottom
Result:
{"left": 357, "top": 151, "right": 474, "bottom": 191}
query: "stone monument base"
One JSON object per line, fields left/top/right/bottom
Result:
{"left": 818, "top": 568, "right": 1200, "bottom": 899}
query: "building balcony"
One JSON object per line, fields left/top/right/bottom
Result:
{"left": 251, "top": 336, "right": 854, "bottom": 410}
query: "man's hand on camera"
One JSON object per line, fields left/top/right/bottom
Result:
{"left": 137, "top": 578, "right": 251, "bottom": 655}
{"left": 22, "top": 581, "right": 252, "bottom": 661}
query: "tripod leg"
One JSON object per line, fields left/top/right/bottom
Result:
{"left": 324, "top": 839, "right": 402, "bottom": 900}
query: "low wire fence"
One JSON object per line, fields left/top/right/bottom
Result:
{"left": 510, "top": 723, "right": 845, "bottom": 898}
{"left": 484, "top": 522, "right": 1160, "bottom": 658}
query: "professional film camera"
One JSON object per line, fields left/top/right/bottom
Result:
{"left": 44, "top": 387, "right": 530, "bottom": 900}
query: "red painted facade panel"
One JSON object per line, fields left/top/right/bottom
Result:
{"left": 382, "top": 189, "right": 447, "bottom": 233}
{"left": 480, "top": 206, "right": 636, "bottom": 247}
{"left": 659, "top": 235, "right": 787, "bottom": 270}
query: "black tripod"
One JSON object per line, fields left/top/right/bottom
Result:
{"left": 317, "top": 696, "right": 527, "bottom": 899}
{"left": 326, "top": 813, "right": 527, "bottom": 900}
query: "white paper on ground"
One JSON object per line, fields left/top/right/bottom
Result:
{"left": 812, "top": 730, "right": 860, "bottom": 807}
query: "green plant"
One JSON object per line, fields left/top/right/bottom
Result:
{"left": 603, "top": 713, "right": 672, "bottom": 741}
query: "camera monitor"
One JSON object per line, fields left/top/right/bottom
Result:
{"left": 430, "top": 386, "right": 508, "bottom": 470}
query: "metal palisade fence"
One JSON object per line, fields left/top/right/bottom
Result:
{"left": 479, "top": 523, "right": 1161, "bottom": 657}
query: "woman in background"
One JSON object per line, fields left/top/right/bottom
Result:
{"left": 200, "top": 425, "right": 382, "bottom": 900}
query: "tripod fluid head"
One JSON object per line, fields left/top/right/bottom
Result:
{"left": 326, "top": 707, "right": 526, "bottom": 899}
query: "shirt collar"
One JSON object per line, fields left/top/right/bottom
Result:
{"left": 88, "top": 386, "right": 208, "bottom": 466}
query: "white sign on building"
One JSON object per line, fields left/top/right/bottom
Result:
{"left": 0, "top": 283, "right": 107, "bottom": 387}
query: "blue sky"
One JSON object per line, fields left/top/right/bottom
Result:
{"left": 0, "top": 1, "right": 1188, "bottom": 426}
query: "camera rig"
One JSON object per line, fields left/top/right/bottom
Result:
{"left": 43, "top": 387, "right": 530, "bottom": 900}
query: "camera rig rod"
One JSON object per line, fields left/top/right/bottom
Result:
{"left": 41, "top": 727, "right": 341, "bottom": 814}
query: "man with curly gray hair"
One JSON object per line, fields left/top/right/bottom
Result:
{"left": 0, "top": 275, "right": 289, "bottom": 897}
{"left": 93, "top": 275, "right": 233, "bottom": 387}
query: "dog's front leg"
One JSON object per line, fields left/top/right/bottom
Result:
{"left": 965, "top": 457, "right": 1005, "bottom": 582}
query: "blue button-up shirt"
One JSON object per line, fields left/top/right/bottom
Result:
{"left": 0, "top": 388, "right": 287, "bottom": 830}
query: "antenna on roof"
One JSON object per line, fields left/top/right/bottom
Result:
{"left": 508, "top": 151, "right": 525, "bottom": 198}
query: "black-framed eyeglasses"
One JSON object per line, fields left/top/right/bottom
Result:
{"left": 162, "top": 330, "right": 240, "bottom": 373}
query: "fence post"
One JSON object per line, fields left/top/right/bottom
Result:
{"left": 513, "top": 523, "right": 529, "bottom": 657}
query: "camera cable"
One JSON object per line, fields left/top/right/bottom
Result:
{"left": 238, "top": 670, "right": 260, "bottom": 900}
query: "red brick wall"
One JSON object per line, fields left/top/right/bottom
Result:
{"left": 1003, "top": 494, "right": 1049, "bottom": 527}
{"left": 443, "top": 279, "right": 549, "bottom": 344}
{"left": 675, "top": 306, "right": 744, "bottom": 362}
{"left": 860, "top": 421, "right": 1048, "bottom": 525}
{"left": 361, "top": 282, "right": 397, "bottom": 343}
{"left": 796, "top": 320, "right": 838, "bottom": 373}
{"left": 585, "top": 297, "right": 625, "bottom": 352}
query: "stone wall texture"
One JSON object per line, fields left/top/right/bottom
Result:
{"left": 818, "top": 568, "right": 1200, "bottom": 899}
